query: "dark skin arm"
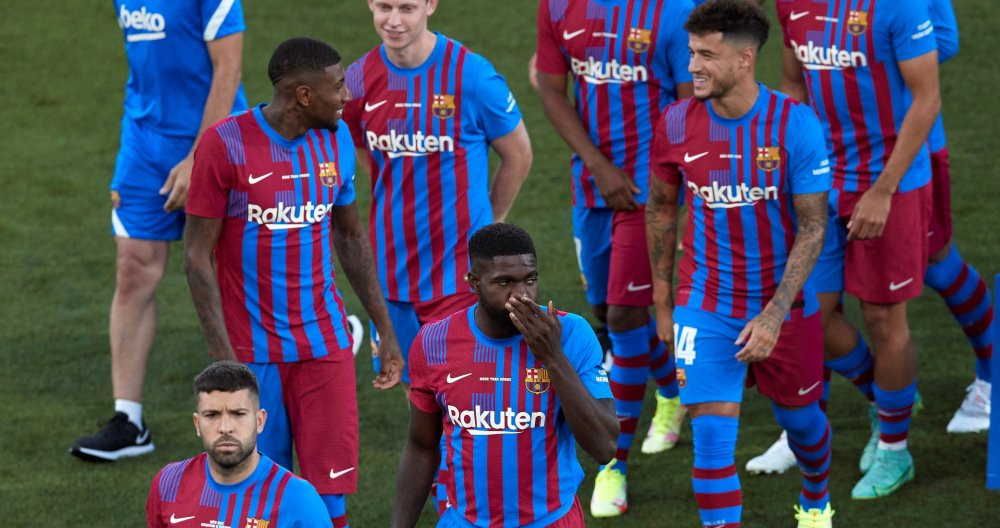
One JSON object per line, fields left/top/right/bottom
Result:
{"left": 330, "top": 202, "right": 403, "bottom": 389}
{"left": 391, "top": 406, "right": 442, "bottom": 528}
{"left": 780, "top": 45, "right": 809, "bottom": 104}
{"left": 536, "top": 71, "right": 640, "bottom": 210}
{"left": 184, "top": 215, "right": 236, "bottom": 360}
{"left": 645, "top": 176, "right": 680, "bottom": 345}
{"left": 735, "top": 191, "right": 827, "bottom": 362}
{"left": 506, "top": 297, "right": 618, "bottom": 464}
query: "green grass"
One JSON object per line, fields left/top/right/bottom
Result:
{"left": 1, "top": 0, "right": 997, "bottom": 526}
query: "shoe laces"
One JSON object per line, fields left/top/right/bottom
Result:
{"left": 961, "top": 381, "right": 991, "bottom": 414}
{"left": 651, "top": 395, "right": 680, "bottom": 431}
{"left": 594, "top": 462, "right": 626, "bottom": 499}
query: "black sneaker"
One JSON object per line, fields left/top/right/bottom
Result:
{"left": 70, "top": 412, "right": 154, "bottom": 462}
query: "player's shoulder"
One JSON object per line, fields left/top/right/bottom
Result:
{"left": 659, "top": 96, "right": 700, "bottom": 142}
{"left": 555, "top": 310, "right": 596, "bottom": 340}
{"left": 345, "top": 48, "right": 382, "bottom": 98}
{"left": 438, "top": 34, "right": 497, "bottom": 77}
{"left": 152, "top": 454, "right": 205, "bottom": 499}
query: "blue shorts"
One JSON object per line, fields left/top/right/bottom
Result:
{"left": 371, "top": 292, "right": 476, "bottom": 384}
{"left": 109, "top": 117, "right": 190, "bottom": 240}
{"left": 572, "top": 207, "right": 612, "bottom": 306}
{"left": 673, "top": 306, "right": 824, "bottom": 407}
{"left": 811, "top": 188, "right": 846, "bottom": 294}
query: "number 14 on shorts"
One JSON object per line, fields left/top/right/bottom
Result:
{"left": 673, "top": 324, "right": 697, "bottom": 365}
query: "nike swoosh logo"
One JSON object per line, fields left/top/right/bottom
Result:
{"left": 684, "top": 152, "right": 709, "bottom": 163}
{"left": 798, "top": 381, "right": 822, "bottom": 396}
{"left": 626, "top": 282, "right": 651, "bottom": 292}
{"left": 365, "top": 100, "right": 388, "bottom": 112}
{"left": 446, "top": 373, "right": 472, "bottom": 383}
{"left": 789, "top": 11, "right": 810, "bottom": 21}
{"left": 136, "top": 429, "right": 150, "bottom": 444}
{"left": 248, "top": 172, "right": 273, "bottom": 185}
{"left": 563, "top": 29, "right": 586, "bottom": 40}
{"left": 889, "top": 278, "right": 915, "bottom": 292}
{"left": 170, "top": 514, "right": 195, "bottom": 524}
{"left": 329, "top": 467, "right": 355, "bottom": 479}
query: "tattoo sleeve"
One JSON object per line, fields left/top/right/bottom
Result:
{"left": 645, "top": 177, "right": 680, "bottom": 287}
{"left": 767, "top": 191, "right": 828, "bottom": 316}
{"left": 331, "top": 203, "right": 395, "bottom": 335}
{"left": 183, "top": 215, "right": 235, "bottom": 360}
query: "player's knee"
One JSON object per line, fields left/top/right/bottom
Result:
{"left": 605, "top": 305, "right": 648, "bottom": 332}
{"left": 861, "top": 305, "right": 910, "bottom": 352}
{"left": 115, "top": 244, "right": 167, "bottom": 294}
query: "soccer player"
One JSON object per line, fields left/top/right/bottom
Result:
{"left": 392, "top": 223, "right": 618, "bottom": 527}
{"left": 535, "top": 0, "right": 695, "bottom": 515}
{"left": 146, "top": 361, "right": 332, "bottom": 527}
{"left": 646, "top": 1, "right": 835, "bottom": 525}
{"left": 183, "top": 37, "right": 404, "bottom": 527}
{"left": 72, "top": 0, "right": 247, "bottom": 462}
{"left": 775, "top": 0, "right": 942, "bottom": 498}
{"left": 342, "top": 0, "right": 532, "bottom": 389}
{"left": 921, "top": 0, "right": 993, "bottom": 433}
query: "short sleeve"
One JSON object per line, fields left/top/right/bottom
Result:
{"left": 929, "top": 0, "right": 958, "bottom": 62}
{"left": 659, "top": 0, "right": 695, "bottom": 86}
{"left": 342, "top": 61, "right": 367, "bottom": 149}
{"left": 146, "top": 471, "right": 165, "bottom": 528}
{"left": 407, "top": 331, "right": 439, "bottom": 413}
{"left": 187, "top": 126, "right": 235, "bottom": 218}
{"left": 559, "top": 314, "right": 612, "bottom": 400}
{"left": 281, "top": 479, "right": 334, "bottom": 527}
{"left": 787, "top": 104, "right": 832, "bottom": 195}
{"left": 651, "top": 110, "right": 681, "bottom": 185}
{"left": 333, "top": 126, "right": 357, "bottom": 206}
{"left": 470, "top": 59, "right": 523, "bottom": 142}
{"left": 888, "top": 1, "right": 937, "bottom": 62}
{"left": 535, "top": 0, "right": 569, "bottom": 75}
{"left": 200, "top": 0, "right": 245, "bottom": 42}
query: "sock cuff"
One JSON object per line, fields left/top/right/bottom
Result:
{"left": 824, "top": 335, "right": 870, "bottom": 371}
{"left": 609, "top": 324, "right": 653, "bottom": 357}
{"left": 872, "top": 382, "right": 917, "bottom": 409}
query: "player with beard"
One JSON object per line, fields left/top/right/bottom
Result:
{"left": 646, "top": 1, "right": 835, "bottom": 525}
{"left": 184, "top": 37, "right": 403, "bottom": 527}
{"left": 392, "top": 223, "right": 617, "bottom": 527}
{"left": 146, "top": 361, "right": 331, "bottom": 527}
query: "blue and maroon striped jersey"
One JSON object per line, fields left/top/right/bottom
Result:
{"left": 342, "top": 34, "right": 522, "bottom": 303}
{"left": 777, "top": 0, "right": 938, "bottom": 193}
{"left": 146, "top": 453, "right": 330, "bottom": 528}
{"left": 536, "top": 0, "right": 694, "bottom": 207}
{"left": 409, "top": 306, "right": 611, "bottom": 527}
{"left": 187, "top": 105, "right": 357, "bottom": 363}
{"left": 652, "top": 86, "right": 831, "bottom": 320}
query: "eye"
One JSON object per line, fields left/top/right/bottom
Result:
{"left": 526, "top": 277, "right": 538, "bottom": 285}
{"left": 496, "top": 279, "right": 509, "bottom": 286}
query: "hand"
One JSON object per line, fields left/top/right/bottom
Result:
{"left": 372, "top": 333, "right": 404, "bottom": 390}
{"left": 506, "top": 296, "right": 562, "bottom": 364}
{"left": 160, "top": 154, "right": 194, "bottom": 212}
{"left": 847, "top": 186, "right": 892, "bottom": 240}
{"left": 734, "top": 308, "right": 783, "bottom": 363}
{"left": 589, "top": 158, "right": 640, "bottom": 211}
{"left": 653, "top": 304, "right": 675, "bottom": 346}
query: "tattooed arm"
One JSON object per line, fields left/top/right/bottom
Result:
{"left": 331, "top": 202, "right": 403, "bottom": 389}
{"left": 645, "top": 176, "right": 681, "bottom": 344}
{"left": 734, "top": 191, "right": 828, "bottom": 362}
{"left": 184, "top": 215, "right": 236, "bottom": 361}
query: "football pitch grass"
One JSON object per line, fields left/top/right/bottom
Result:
{"left": 2, "top": 0, "right": 998, "bottom": 525}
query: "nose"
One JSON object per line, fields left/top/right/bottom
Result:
{"left": 387, "top": 9, "right": 401, "bottom": 27}
{"left": 341, "top": 84, "right": 353, "bottom": 103}
{"left": 688, "top": 56, "right": 699, "bottom": 73}
{"left": 219, "top": 413, "right": 235, "bottom": 433}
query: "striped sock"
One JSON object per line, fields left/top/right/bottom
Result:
{"left": 773, "top": 403, "right": 832, "bottom": 510}
{"left": 873, "top": 382, "right": 917, "bottom": 450}
{"left": 819, "top": 367, "right": 832, "bottom": 413}
{"left": 647, "top": 320, "right": 679, "bottom": 399}
{"left": 691, "top": 415, "right": 741, "bottom": 527}
{"left": 608, "top": 324, "right": 652, "bottom": 468}
{"left": 824, "top": 333, "right": 876, "bottom": 402}
{"left": 925, "top": 244, "right": 994, "bottom": 380}
{"left": 321, "top": 494, "right": 349, "bottom": 528}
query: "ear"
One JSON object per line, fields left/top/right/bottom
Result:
{"left": 467, "top": 271, "right": 481, "bottom": 292}
{"left": 295, "top": 84, "right": 311, "bottom": 107}
{"left": 256, "top": 408, "right": 267, "bottom": 434}
{"left": 740, "top": 46, "right": 756, "bottom": 71}
{"left": 426, "top": 0, "right": 438, "bottom": 16}
{"left": 193, "top": 412, "right": 201, "bottom": 437}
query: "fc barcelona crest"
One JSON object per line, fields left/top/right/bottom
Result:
{"left": 525, "top": 367, "right": 550, "bottom": 394}
{"left": 319, "top": 161, "right": 339, "bottom": 187}
{"left": 755, "top": 146, "right": 782, "bottom": 172}
{"left": 677, "top": 368, "right": 687, "bottom": 389}
{"left": 627, "top": 27, "right": 651, "bottom": 53}
{"left": 847, "top": 10, "right": 868, "bottom": 36}
{"left": 432, "top": 93, "right": 456, "bottom": 119}
{"left": 244, "top": 519, "right": 269, "bottom": 528}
